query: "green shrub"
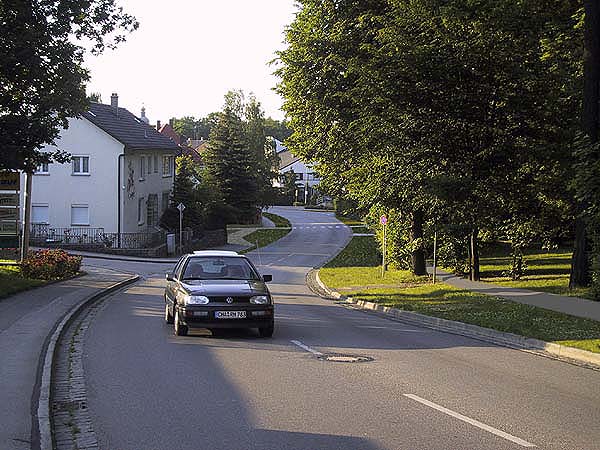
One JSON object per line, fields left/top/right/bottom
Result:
{"left": 21, "top": 249, "right": 82, "bottom": 280}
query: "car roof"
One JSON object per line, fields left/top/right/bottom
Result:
{"left": 190, "top": 250, "right": 242, "bottom": 258}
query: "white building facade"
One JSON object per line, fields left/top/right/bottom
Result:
{"left": 21, "top": 95, "right": 179, "bottom": 242}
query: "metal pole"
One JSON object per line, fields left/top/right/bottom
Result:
{"left": 382, "top": 222, "right": 386, "bottom": 278}
{"left": 179, "top": 208, "right": 183, "bottom": 254}
{"left": 20, "top": 172, "right": 32, "bottom": 263}
{"left": 433, "top": 231, "right": 438, "bottom": 284}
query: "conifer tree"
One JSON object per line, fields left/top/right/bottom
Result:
{"left": 204, "top": 93, "right": 260, "bottom": 223}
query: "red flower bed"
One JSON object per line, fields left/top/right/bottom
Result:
{"left": 20, "top": 249, "right": 82, "bottom": 280}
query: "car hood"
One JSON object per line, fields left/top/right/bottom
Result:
{"left": 182, "top": 279, "right": 268, "bottom": 296}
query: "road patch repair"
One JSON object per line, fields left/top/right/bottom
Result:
{"left": 291, "top": 340, "right": 373, "bottom": 363}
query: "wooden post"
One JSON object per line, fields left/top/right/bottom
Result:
{"left": 20, "top": 172, "right": 32, "bottom": 263}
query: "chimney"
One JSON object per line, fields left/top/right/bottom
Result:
{"left": 156, "top": 120, "right": 161, "bottom": 131}
{"left": 169, "top": 118, "right": 174, "bottom": 128}
{"left": 110, "top": 93, "right": 118, "bottom": 111}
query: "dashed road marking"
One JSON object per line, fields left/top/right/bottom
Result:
{"left": 404, "top": 394, "right": 536, "bottom": 448}
{"left": 291, "top": 340, "right": 323, "bottom": 356}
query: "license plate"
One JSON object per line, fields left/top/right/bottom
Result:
{"left": 215, "top": 311, "right": 246, "bottom": 319}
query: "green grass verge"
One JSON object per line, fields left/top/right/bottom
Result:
{"left": 325, "top": 236, "right": 381, "bottom": 268}
{"left": 0, "top": 264, "right": 46, "bottom": 299}
{"left": 239, "top": 228, "right": 290, "bottom": 254}
{"left": 479, "top": 249, "right": 593, "bottom": 299}
{"left": 335, "top": 212, "right": 363, "bottom": 226}
{"left": 262, "top": 212, "right": 291, "bottom": 228}
{"left": 321, "top": 237, "right": 600, "bottom": 353}
{"left": 351, "top": 226, "right": 371, "bottom": 234}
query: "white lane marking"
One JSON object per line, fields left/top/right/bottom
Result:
{"left": 404, "top": 394, "right": 536, "bottom": 448}
{"left": 291, "top": 340, "right": 323, "bottom": 356}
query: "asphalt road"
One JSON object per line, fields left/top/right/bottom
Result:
{"left": 82, "top": 207, "right": 600, "bottom": 450}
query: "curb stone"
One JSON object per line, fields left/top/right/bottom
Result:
{"left": 312, "top": 270, "right": 600, "bottom": 370}
{"left": 37, "top": 274, "right": 140, "bottom": 450}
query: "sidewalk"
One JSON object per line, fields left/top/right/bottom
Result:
{"left": 432, "top": 268, "right": 600, "bottom": 322}
{"left": 0, "top": 266, "right": 135, "bottom": 450}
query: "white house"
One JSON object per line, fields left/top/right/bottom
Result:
{"left": 271, "top": 138, "right": 320, "bottom": 188}
{"left": 22, "top": 94, "right": 180, "bottom": 243}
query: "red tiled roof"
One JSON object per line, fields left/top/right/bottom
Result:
{"left": 158, "top": 124, "right": 181, "bottom": 146}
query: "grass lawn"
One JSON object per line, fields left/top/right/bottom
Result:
{"left": 0, "top": 263, "right": 46, "bottom": 299}
{"left": 479, "top": 247, "right": 593, "bottom": 299}
{"left": 262, "top": 212, "right": 291, "bottom": 228}
{"left": 335, "top": 212, "right": 363, "bottom": 226}
{"left": 239, "top": 228, "right": 290, "bottom": 254}
{"left": 350, "top": 225, "right": 372, "bottom": 234}
{"left": 320, "top": 237, "right": 600, "bottom": 353}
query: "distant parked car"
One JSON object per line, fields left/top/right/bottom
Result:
{"left": 164, "top": 250, "right": 274, "bottom": 337}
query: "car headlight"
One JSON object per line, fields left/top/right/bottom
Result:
{"left": 250, "top": 295, "right": 270, "bottom": 305}
{"left": 179, "top": 293, "right": 209, "bottom": 305}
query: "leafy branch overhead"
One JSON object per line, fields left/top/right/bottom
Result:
{"left": 0, "top": 0, "right": 138, "bottom": 171}
{"left": 276, "top": 0, "right": 587, "bottom": 284}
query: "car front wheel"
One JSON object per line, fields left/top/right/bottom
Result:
{"left": 258, "top": 323, "right": 274, "bottom": 338}
{"left": 174, "top": 307, "right": 188, "bottom": 336}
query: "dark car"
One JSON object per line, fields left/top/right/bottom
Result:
{"left": 164, "top": 250, "right": 274, "bottom": 337}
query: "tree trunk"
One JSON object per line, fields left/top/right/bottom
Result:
{"left": 470, "top": 229, "right": 480, "bottom": 281}
{"left": 570, "top": 216, "right": 591, "bottom": 288}
{"left": 410, "top": 209, "right": 427, "bottom": 276}
{"left": 570, "top": 0, "right": 600, "bottom": 287}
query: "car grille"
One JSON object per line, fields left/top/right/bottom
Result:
{"left": 209, "top": 296, "right": 251, "bottom": 304}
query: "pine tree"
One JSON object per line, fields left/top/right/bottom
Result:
{"left": 204, "top": 94, "right": 260, "bottom": 223}
{"left": 245, "top": 95, "right": 279, "bottom": 208}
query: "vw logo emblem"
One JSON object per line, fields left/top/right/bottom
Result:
{"left": 226, "top": 297, "right": 234, "bottom": 304}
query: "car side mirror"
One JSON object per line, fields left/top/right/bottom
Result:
{"left": 166, "top": 273, "right": 175, "bottom": 282}
{"left": 262, "top": 274, "right": 272, "bottom": 283}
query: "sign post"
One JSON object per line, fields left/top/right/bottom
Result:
{"left": 177, "top": 202, "right": 186, "bottom": 254}
{"left": 0, "top": 171, "right": 20, "bottom": 261}
{"left": 433, "top": 231, "right": 438, "bottom": 284}
{"left": 380, "top": 215, "right": 388, "bottom": 278}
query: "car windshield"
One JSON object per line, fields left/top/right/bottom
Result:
{"left": 181, "top": 256, "right": 260, "bottom": 281}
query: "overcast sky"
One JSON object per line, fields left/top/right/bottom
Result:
{"left": 84, "top": 0, "right": 298, "bottom": 124}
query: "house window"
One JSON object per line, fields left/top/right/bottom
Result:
{"left": 147, "top": 194, "right": 158, "bottom": 227}
{"left": 32, "top": 204, "right": 49, "bottom": 224}
{"left": 295, "top": 173, "right": 304, "bottom": 181}
{"left": 162, "top": 155, "right": 173, "bottom": 177}
{"left": 139, "top": 156, "right": 146, "bottom": 181}
{"left": 162, "top": 192, "right": 170, "bottom": 212}
{"left": 138, "top": 197, "right": 145, "bottom": 225}
{"left": 35, "top": 163, "right": 49, "bottom": 175}
{"left": 154, "top": 155, "right": 159, "bottom": 173}
{"left": 71, "top": 204, "right": 89, "bottom": 225}
{"left": 72, "top": 156, "right": 90, "bottom": 175}
{"left": 148, "top": 155, "right": 153, "bottom": 175}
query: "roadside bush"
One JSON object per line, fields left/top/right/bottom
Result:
{"left": 21, "top": 249, "right": 82, "bottom": 280}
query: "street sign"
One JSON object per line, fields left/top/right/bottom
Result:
{"left": 0, "top": 209, "right": 18, "bottom": 221}
{"left": 0, "top": 171, "right": 20, "bottom": 191}
{"left": 0, "top": 193, "right": 18, "bottom": 207}
{"left": 380, "top": 215, "right": 388, "bottom": 225}
{"left": 177, "top": 203, "right": 186, "bottom": 212}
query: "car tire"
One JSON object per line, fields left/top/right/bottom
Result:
{"left": 165, "top": 302, "right": 174, "bottom": 324}
{"left": 174, "top": 307, "right": 188, "bottom": 336}
{"left": 258, "top": 323, "right": 274, "bottom": 338}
